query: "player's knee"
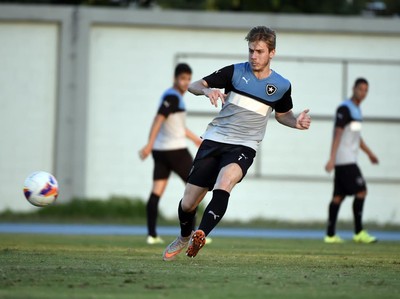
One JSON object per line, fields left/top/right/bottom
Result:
{"left": 214, "top": 175, "right": 236, "bottom": 192}
{"left": 180, "top": 199, "right": 196, "bottom": 213}
{"left": 356, "top": 190, "right": 367, "bottom": 198}
{"left": 332, "top": 196, "right": 344, "bottom": 204}
{"left": 215, "top": 166, "right": 242, "bottom": 191}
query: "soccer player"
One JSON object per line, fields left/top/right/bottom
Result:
{"left": 162, "top": 26, "right": 311, "bottom": 261}
{"left": 139, "top": 63, "right": 202, "bottom": 245}
{"left": 324, "top": 78, "right": 379, "bottom": 244}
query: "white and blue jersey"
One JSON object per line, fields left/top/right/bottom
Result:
{"left": 202, "top": 62, "right": 293, "bottom": 151}
{"left": 153, "top": 87, "right": 187, "bottom": 151}
{"left": 334, "top": 99, "right": 363, "bottom": 165}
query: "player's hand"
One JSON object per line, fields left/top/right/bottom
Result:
{"left": 369, "top": 153, "right": 379, "bottom": 164}
{"left": 204, "top": 89, "right": 227, "bottom": 108}
{"left": 325, "top": 159, "right": 335, "bottom": 173}
{"left": 139, "top": 145, "right": 151, "bottom": 160}
{"left": 194, "top": 137, "right": 203, "bottom": 148}
{"left": 296, "top": 109, "right": 311, "bottom": 130}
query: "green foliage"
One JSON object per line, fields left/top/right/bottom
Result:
{"left": 155, "top": 0, "right": 400, "bottom": 15}
{"left": 2, "top": 0, "right": 399, "bottom": 15}
{"left": 0, "top": 196, "right": 156, "bottom": 224}
{"left": 1, "top": 197, "right": 399, "bottom": 230}
{"left": 0, "top": 234, "right": 399, "bottom": 299}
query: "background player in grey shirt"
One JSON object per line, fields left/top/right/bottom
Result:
{"left": 324, "top": 78, "right": 379, "bottom": 244}
{"left": 163, "top": 26, "right": 311, "bottom": 261}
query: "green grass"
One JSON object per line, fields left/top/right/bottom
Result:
{"left": 0, "top": 234, "right": 399, "bottom": 299}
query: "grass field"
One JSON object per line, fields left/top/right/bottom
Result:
{"left": 0, "top": 233, "right": 399, "bottom": 299}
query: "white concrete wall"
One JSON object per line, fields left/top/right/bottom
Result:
{"left": 0, "top": 22, "right": 58, "bottom": 211}
{"left": 87, "top": 26, "right": 400, "bottom": 224}
{"left": 0, "top": 6, "right": 399, "bottom": 225}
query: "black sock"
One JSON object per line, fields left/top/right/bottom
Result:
{"left": 353, "top": 196, "right": 365, "bottom": 234}
{"left": 327, "top": 201, "right": 341, "bottom": 237}
{"left": 146, "top": 193, "right": 160, "bottom": 237}
{"left": 178, "top": 200, "right": 197, "bottom": 237}
{"left": 199, "top": 189, "right": 230, "bottom": 236}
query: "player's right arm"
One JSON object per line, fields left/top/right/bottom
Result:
{"left": 188, "top": 65, "right": 233, "bottom": 108}
{"left": 325, "top": 127, "right": 344, "bottom": 173}
{"left": 188, "top": 79, "right": 227, "bottom": 108}
{"left": 139, "top": 114, "right": 166, "bottom": 160}
{"left": 325, "top": 106, "right": 348, "bottom": 173}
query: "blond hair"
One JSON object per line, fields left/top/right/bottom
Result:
{"left": 245, "top": 26, "right": 276, "bottom": 51}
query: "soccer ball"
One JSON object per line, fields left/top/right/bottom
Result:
{"left": 23, "top": 171, "right": 59, "bottom": 207}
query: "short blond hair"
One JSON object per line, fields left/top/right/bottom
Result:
{"left": 245, "top": 26, "right": 276, "bottom": 51}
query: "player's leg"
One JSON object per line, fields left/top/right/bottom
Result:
{"left": 146, "top": 179, "right": 168, "bottom": 243}
{"left": 162, "top": 183, "right": 208, "bottom": 261}
{"left": 197, "top": 163, "right": 242, "bottom": 235}
{"left": 351, "top": 166, "right": 376, "bottom": 243}
{"left": 325, "top": 165, "right": 346, "bottom": 243}
{"left": 325, "top": 195, "right": 345, "bottom": 243}
{"left": 172, "top": 148, "right": 218, "bottom": 244}
{"left": 163, "top": 142, "right": 220, "bottom": 261}
{"left": 147, "top": 151, "right": 170, "bottom": 244}
{"left": 196, "top": 145, "right": 255, "bottom": 238}
{"left": 187, "top": 145, "right": 255, "bottom": 258}
{"left": 353, "top": 189, "right": 367, "bottom": 235}
{"left": 186, "top": 163, "right": 242, "bottom": 258}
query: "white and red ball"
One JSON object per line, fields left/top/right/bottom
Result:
{"left": 23, "top": 171, "right": 59, "bottom": 207}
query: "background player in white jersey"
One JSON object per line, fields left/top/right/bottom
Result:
{"left": 162, "top": 26, "right": 311, "bottom": 261}
{"left": 139, "top": 63, "right": 202, "bottom": 245}
{"left": 324, "top": 78, "right": 379, "bottom": 244}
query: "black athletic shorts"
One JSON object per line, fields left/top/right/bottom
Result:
{"left": 152, "top": 148, "right": 193, "bottom": 181}
{"left": 333, "top": 164, "right": 367, "bottom": 196}
{"left": 187, "top": 139, "right": 256, "bottom": 190}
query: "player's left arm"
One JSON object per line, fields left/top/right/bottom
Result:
{"left": 273, "top": 84, "right": 311, "bottom": 130}
{"left": 360, "top": 137, "right": 379, "bottom": 164}
{"left": 275, "top": 109, "right": 311, "bottom": 130}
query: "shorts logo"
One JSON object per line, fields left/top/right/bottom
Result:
{"left": 356, "top": 176, "right": 364, "bottom": 186}
{"left": 238, "top": 153, "right": 248, "bottom": 161}
{"left": 266, "top": 84, "right": 277, "bottom": 96}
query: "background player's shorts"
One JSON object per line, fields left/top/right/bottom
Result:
{"left": 152, "top": 148, "right": 193, "bottom": 181}
{"left": 333, "top": 164, "right": 367, "bottom": 196}
{"left": 187, "top": 139, "right": 256, "bottom": 190}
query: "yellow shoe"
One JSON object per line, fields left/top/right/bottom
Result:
{"left": 324, "top": 235, "right": 344, "bottom": 244}
{"left": 353, "top": 230, "right": 377, "bottom": 243}
{"left": 146, "top": 236, "right": 165, "bottom": 245}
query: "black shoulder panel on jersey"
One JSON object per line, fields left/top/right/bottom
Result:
{"left": 203, "top": 65, "right": 234, "bottom": 91}
{"left": 274, "top": 86, "right": 293, "bottom": 113}
{"left": 157, "top": 95, "right": 180, "bottom": 117}
{"left": 335, "top": 106, "right": 351, "bottom": 128}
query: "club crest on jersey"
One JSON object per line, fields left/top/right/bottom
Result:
{"left": 266, "top": 84, "right": 277, "bottom": 96}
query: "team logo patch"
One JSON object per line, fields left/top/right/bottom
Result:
{"left": 266, "top": 84, "right": 277, "bottom": 96}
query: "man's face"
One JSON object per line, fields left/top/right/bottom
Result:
{"left": 174, "top": 72, "right": 192, "bottom": 94}
{"left": 248, "top": 41, "right": 275, "bottom": 72}
{"left": 353, "top": 83, "right": 368, "bottom": 103}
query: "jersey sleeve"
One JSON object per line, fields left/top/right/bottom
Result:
{"left": 334, "top": 106, "right": 351, "bottom": 128}
{"left": 274, "top": 85, "right": 293, "bottom": 113}
{"left": 202, "top": 65, "right": 234, "bottom": 89}
{"left": 157, "top": 95, "right": 179, "bottom": 117}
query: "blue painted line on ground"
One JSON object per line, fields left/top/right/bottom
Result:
{"left": 0, "top": 223, "right": 399, "bottom": 241}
